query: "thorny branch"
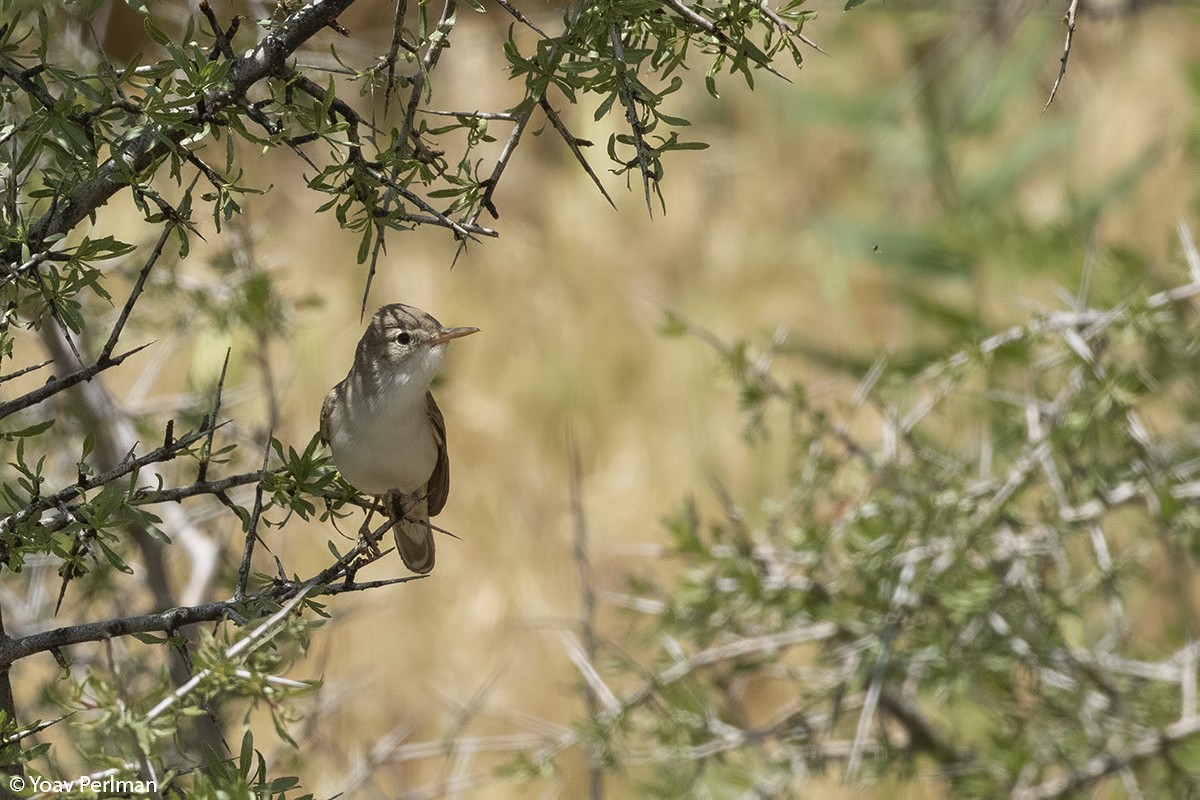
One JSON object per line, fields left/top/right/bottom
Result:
{"left": 0, "top": 340, "right": 151, "bottom": 421}
{"left": 539, "top": 96, "right": 615, "bottom": 209}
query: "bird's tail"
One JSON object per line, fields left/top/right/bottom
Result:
{"left": 386, "top": 491, "right": 435, "bottom": 574}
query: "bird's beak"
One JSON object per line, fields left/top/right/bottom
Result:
{"left": 429, "top": 326, "right": 480, "bottom": 346}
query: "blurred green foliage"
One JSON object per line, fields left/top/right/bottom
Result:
{"left": 580, "top": 270, "right": 1200, "bottom": 798}
{"left": 551, "top": 5, "right": 1200, "bottom": 798}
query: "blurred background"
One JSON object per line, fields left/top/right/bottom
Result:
{"left": 21, "top": 0, "right": 1200, "bottom": 796}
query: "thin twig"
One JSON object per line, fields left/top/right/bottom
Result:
{"left": 99, "top": 224, "right": 172, "bottom": 362}
{"left": 382, "top": 0, "right": 410, "bottom": 115}
{"left": 0, "top": 358, "right": 53, "bottom": 384}
{"left": 1178, "top": 220, "right": 1200, "bottom": 284}
{"left": 419, "top": 109, "right": 520, "bottom": 121}
{"left": 470, "top": 105, "right": 532, "bottom": 222}
{"left": 559, "top": 632, "right": 619, "bottom": 716}
{"left": 198, "top": 0, "right": 236, "bottom": 61}
{"left": 433, "top": 671, "right": 505, "bottom": 798}
{"left": 1045, "top": 0, "right": 1079, "bottom": 109}
{"left": 489, "top": 0, "right": 548, "bottom": 37}
{"left": 0, "top": 712, "right": 70, "bottom": 746}
{"left": 235, "top": 436, "right": 274, "bottom": 600}
{"left": 196, "top": 348, "right": 231, "bottom": 483}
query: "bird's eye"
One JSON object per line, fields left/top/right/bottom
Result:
{"left": 395, "top": 331, "right": 412, "bottom": 345}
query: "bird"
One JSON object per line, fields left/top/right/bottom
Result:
{"left": 320, "top": 303, "right": 478, "bottom": 573}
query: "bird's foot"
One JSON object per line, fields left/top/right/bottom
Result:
{"left": 356, "top": 516, "right": 384, "bottom": 559}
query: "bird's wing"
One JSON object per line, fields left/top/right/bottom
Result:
{"left": 319, "top": 385, "right": 338, "bottom": 447}
{"left": 426, "top": 391, "right": 450, "bottom": 516}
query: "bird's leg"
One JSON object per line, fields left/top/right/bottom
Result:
{"left": 357, "top": 497, "right": 384, "bottom": 558}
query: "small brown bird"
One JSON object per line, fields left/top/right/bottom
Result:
{"left": 320, "top": 304, "right": 478, "bottom": 573}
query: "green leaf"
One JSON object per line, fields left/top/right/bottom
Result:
{"left": 239, "top": 730, "right": 254, "bottom": 775}
{"left": 94, "top": 537, "right": 135, "bottom": 574}
{"left": 4, "top": 418, "right": 55, "bottom": 439}
{"left": 143, "top": 16, "right": 170, "bottom": 45}
{"left": 131, "top": 632, "right": 168, "bottom": 645}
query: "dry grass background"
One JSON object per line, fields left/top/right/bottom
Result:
{"left": 58, "top": 0, "right": 1200, "bottom": 796}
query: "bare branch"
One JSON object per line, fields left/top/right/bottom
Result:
{"left": 419, "top": 109, "right": 520, "bottom": 121}
{"left": 129, "top": 469, "right": 266, "bottom": 505}
{"left": 0, "top": 605, "right": 14, "bottom": 722}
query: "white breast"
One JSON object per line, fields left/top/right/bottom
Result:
{"left": 329, "top": 349, "right": 444, "bottom": 495}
